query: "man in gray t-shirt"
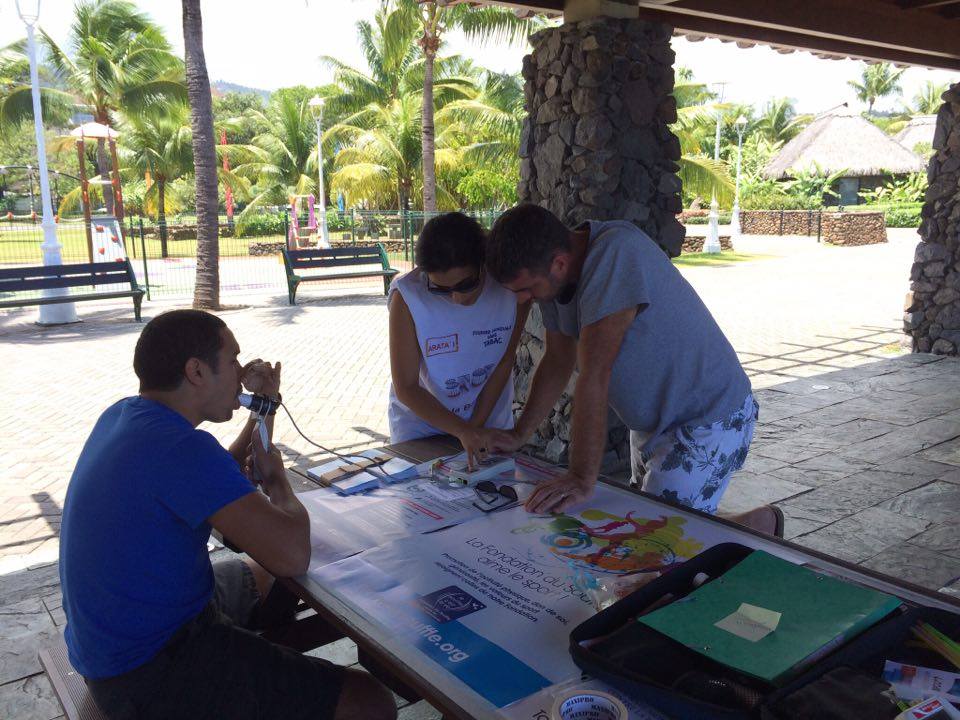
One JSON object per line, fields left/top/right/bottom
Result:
{"left": 485, "top": 205, "right": 779, "bottom": 535}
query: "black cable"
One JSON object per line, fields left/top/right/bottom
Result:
{"left": 278, "top": 402, "right": 434, "bottom": 486}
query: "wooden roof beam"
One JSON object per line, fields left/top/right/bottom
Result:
{"left": 645, "top": 0, "right": 960, "bottom": 67}
{"left": 634, "top": 5, "right": 960, "bottom": 71}
{"left": 896, "top": 0, "right": 960, "bottom": 10}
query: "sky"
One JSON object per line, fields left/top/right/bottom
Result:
{"left": 1, "top": 0, "right": 957, "bottom": 116}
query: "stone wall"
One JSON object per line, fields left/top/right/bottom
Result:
{"left": 905, "top": 83, "right": 960, "bottom": 355}
{"left": 515, "top": 17, "right": 683, "bottom": 471}
{"left": 741, "top": 209, "right": 887, "bottom": 245}
{"left": 741, "top": 210, "right": 822, "bottom": 236}
{"left": 681, "top": 235, "right": 733, "bottom": 254}
{"left": 821, "top": 212, "right": 887, "bottom": 246}
{"left": 248, "top": 239, "right": 407, "bottom": 256}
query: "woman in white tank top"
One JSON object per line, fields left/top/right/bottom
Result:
{"left": 388, "top": 213, "right": 530, "bottom": 464}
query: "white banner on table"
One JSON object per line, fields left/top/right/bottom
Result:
{"left": 311, "top": 482, "right": 800, "bottom": 708}
{"left": 304, "top": 454, "right": 564, "bottom": 570}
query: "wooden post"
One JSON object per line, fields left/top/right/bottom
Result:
{"left": 108, "top": 137, "right": 124, "bottom": 223}
{"left": 76, "top": 140, "right": 93, "bottom": 263}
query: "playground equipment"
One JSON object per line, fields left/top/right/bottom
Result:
{"left": 90, "top": 215, "right": 127, "bottom": 262}
{"left": 70, "top": 122, "right": 127, "bottom": 262}
{"left": 288, "top": 194, "right": 330, "bottom": 250}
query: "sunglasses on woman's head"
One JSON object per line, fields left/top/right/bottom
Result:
{"left": 426, "top": 271, "right": 483, "bottom": 295}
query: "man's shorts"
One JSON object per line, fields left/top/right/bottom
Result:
{"left": 87, "top": 557, "right": 346, "bottom": 720}
{"left": 630, "top": 393, "right": 759, "bottom": 514}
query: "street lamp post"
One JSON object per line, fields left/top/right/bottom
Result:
{"left": 731, "top": 114, "right": 748, "bottom": 242}
{"left": 704, "top": 82, "right": 728, "bottom": 255}
{"left": 308, "top": 96, "right": 330, "bottom": 248}
{"left": 17, "top": 0, "right": 77, "bottom": 324}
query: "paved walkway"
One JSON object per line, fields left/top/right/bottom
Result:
{"left": 7, "top": 229, "right": 960, "bottom": 719}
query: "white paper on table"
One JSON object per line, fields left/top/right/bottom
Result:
{"left": 309, "top": 482, "right": 812, "bottom": 708}
{"left": 307, "top": 448, "right": 416, "bottom": 484}
{"left": 304, "top": 472, "right": 478, "bottom": 571}
{"left": 500, "top": 677, "right": 668, "bottom": 720}
{"left": 304, "top": 453, "right": 565, "bottom": 570}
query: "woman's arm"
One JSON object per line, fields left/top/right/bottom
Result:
{"left": 469, "top": 300, "right": 532, "bottom": 428}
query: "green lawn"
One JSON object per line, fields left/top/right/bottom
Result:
{"left": 672, "top": 251, "right": 769, "bottom": 267}
{"left": 0, "top": 223, "right": 280, "bottom": 264}
{"left": 0, "top": 225, "right": 410, "bottom": 272}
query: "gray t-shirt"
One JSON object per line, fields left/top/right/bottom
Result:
{"left": 539, "top": 220, "right": 751, "bottom": 446}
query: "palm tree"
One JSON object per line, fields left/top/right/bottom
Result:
{"left": 121, "top": 108, "right": 193, "bottom": 256}
{"left": 227, "top": 94, "right": 321, "bottom": 221}
{"left": 436, "top": 70, "right": 524, "bottom": 206}
{"left": 394, "top": 0, "right": 541, "bottom": 213}
{"left": 182, "top": 0, "right": 219, "bottom": 310}
{"left": 1, "top": 1, "right": 185, "bottom": 214}
{"left": 0, "top": 40, "right": 73, "bottom": 133}
{"left": 669, "top": 78, "right": 735, "bottom": 206}
{"left": 848, "top": 62, "right": 905, "bottom": 115}
{"left": 322, "top": 6, "right": 420, "bottom": 115}
{"left": 913, "top": 81, "right": 948, "bottom": 115}
{"left": 327, "top": 93, "right": 428, "bottom": 210}
{"left": 756, "top": 97, "right": 810, "bottom": 144}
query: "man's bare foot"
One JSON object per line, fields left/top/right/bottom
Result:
{"left": 723, "top": 504, "right": 783, "bottom": 536}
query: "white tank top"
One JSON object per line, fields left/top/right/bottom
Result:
{"left": 388, "top": 269, "right": 518, "bottom": 443}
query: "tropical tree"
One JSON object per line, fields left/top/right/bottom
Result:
{"left": 0, "top": 40, "right": 73, "bottom": 133}
{"left": 755, "top": 97, "right": 810, "bottom": 144}
{"left": 913, "top": 81, "right": 948, "bottom": 115}
{"left": 848, "top": 62, "right": 905, "bottom": 114}
{"left": 182, "top": 0, "right": 219, "bottom": 310}
{"left": 213, "top": 91, "right": 267, "bottom": 145}
{"left": 322, "top": 6, "right": 420, "bottom": 116}
{"left": 228, "top": 94, "right": 322, "bottom": 221}
{"left": 120, "top": 107, "right": 193, "bottom": 255}
{"left": 669, "top": 78, "right": 735, "bottom": 206}
{"left": 437, "top": 70, "right": 524, "bottom": 207}
{"left": 1, "top": 1, "right": 185, "bottom": 214}
{"left": 393, "top": 0, "right": 542, "bottom": 212}
{"left": 327, "top": 92, "right": 429, "bottom": 210}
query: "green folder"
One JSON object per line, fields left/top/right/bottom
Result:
{"left": 639, "top": 551, "right": 902, "bottom": 684}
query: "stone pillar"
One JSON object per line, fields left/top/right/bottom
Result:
{"left": 905, "top": 83, "right": 960, "bottom": 354}
{"left": 514, "top": 17, "right": 684, "bottom": 470}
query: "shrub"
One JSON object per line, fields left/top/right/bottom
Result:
{"left": 741, "top": 191, "right": 820, "bottom": 210}
{"left": 685, "top": 212, "right": 733, "bottom": 224}
{"left": 236, "top": 212, "right": 286, "bottom": 238}
{"left": 883, "top": 206, "right": 922, "bottom": 228}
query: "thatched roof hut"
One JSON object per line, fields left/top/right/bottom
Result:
{"left": 764, "top": 110, "right": 926, "bottom": 180}
{"left": 895, "top": 115, "right": 937, "bottom": 153}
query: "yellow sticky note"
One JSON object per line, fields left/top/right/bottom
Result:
{"left": 715, "top": 603, "right": 782, "bottom": 642}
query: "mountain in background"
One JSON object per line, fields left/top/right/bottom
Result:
{"left": 211, "top": 80, "right": 271, "bottom": 102}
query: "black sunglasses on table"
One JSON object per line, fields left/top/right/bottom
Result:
{"left": 426, "top": 270, "right": 483, "bottom": 295}
{"left": 473, "top": 481, "right": 519, "bottom": 513}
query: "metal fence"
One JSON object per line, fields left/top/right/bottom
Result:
{"left": 0, "top": 209, "right": 505, "bottom": 303}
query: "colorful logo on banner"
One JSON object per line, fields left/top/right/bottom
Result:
{"left": 515, "top": 511, "right": 704, "bottom": 575}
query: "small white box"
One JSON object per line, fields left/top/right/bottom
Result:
{"left": 443, "top": 454, "right": 516, "bottom": 486}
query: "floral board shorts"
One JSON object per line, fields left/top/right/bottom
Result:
{"left": 630, "top": 393, "right": 759, "bottom": 514}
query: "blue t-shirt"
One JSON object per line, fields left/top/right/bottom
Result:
{"left": 538, "top": 220, "right": 751, "bottom": 447}
{"left": 60, "top": 397, "right": 254, "bottom": 679}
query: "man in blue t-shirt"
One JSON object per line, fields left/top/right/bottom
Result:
{"left": 60, "top": 310, "right": 396, "bottom": 720}
{"left": 484, "top": 205, "right": 780, "bottom": 535}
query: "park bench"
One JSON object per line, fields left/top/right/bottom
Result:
{"left": 39, "top": 600, "right": 341, "bottom": 720}
{"left": 281, "top": 244, "right": 398, "bottom": 305}
{"left": 0, "top": 260, "right": 145, "bottom": 321}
